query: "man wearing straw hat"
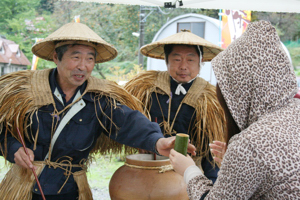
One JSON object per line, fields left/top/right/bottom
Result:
{"left": 125, "top": 30, "right": 226, "bottom": 184}
{"left": 0, "top": 22, "right": 195, "bottom": 200}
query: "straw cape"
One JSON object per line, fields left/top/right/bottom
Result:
{"left": 32, "top": 22, "right": 117, "bottom": 63}
{"left": 124, "top": 71, "right": 226, "bottom": 166}
{"left": 140, "top": 30, "right": 223, "bottom": 61}
{"left": 126, "top": 30, "right": 225, "bottom": 166}
{"left": 0, "top": 69, "right": 142, "bottom": 199}
{"left": 0, "top": 69, "right": 141, "bottom": 156}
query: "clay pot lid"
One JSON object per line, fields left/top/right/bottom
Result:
{"left": 125, "top": 154, "right": 170, "bottom": 167}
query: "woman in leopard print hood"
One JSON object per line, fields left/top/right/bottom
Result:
{"left": 170, "top": 20, "right": 300, "bottom": 199}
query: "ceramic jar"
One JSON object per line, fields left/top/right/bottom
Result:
{"left": 109, "top": 154, "right": 188, "bottom": 200}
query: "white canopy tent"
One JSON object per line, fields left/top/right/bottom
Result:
{"left": 64, "top": 0, "right": 300, "bottom": 13}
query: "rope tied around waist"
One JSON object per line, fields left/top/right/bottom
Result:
{"left": 124, "top": 163, "right": 173, "bottom": 173}
{"left": 44, "top": 156, "right": 87, "bottom": 194}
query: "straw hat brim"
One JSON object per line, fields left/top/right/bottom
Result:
{"left": 32, "top": 22, "right": 117, "bottom": 63}
{"left": 140, "top": 31, "right": 223, "bottom": 62}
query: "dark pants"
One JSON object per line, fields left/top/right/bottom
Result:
{"left": 32, "top": 190, "right": 79, "bottom": 200}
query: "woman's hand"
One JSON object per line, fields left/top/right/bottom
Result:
{"left": 169, "top": 149, "right": 196, "bottom": 176}
{"left": 209, "top": 141, "right": 227, "bottom": 165}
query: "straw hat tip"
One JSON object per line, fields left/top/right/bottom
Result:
{"left": 180, "top": 29, "right": 191, "bottom": 32}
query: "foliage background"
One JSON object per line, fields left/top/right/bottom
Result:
{"left": 0, "top": 1, "right": 299, "bottom": 198}
{"left": 0, "top": 0, "right": 300, "bottom": 81}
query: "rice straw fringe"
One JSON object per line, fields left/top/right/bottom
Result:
{"left": 0, "top": 69, "right": 143, "bottom": 160}
{"left": 0, "top": 162, "right": 44, "bottom": 200}
{"left": 73, "top": 170, "right": 93, "bottom": 200}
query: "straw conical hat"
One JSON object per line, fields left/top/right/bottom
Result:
{"left": 140, "top": 30, "right": 223, "bottom": 62}
{"left": 32, "top": 22, "right": 117, "bottom": 63}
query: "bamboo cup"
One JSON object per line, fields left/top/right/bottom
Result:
{"left": 174, "top": 133, "right": 189, "bottom": 156}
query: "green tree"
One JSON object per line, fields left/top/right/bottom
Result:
{"left": 252, "top": 12, "right": 300, "bottom": 42}
{"left": 3, "top": 1, "right": 299, "bottom": 76}
{"left": 52, "top": 2, "right": 141, "bottom": 61}
{"left": 50, "top": 2, "right": 141, "bottom": 76}
{"left": 0, "top": 0, "right": 57, "bottom": 68}
{"left": 0, "top": 0, "right": 39, "bottom": 56}
{"left": 0, "top": 0, "right": 39, "bottom": 32}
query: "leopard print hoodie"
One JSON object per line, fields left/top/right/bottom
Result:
{"left": 187, "top": 20, "right": 300, "bottom": 199}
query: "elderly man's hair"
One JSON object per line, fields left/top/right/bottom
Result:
{"left": 54, "top": 42, "right": 98, "bottom": 61}
{"left": 164, "top": 44, "right": 203, "bottom": 64}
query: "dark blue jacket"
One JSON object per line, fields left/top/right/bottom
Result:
{"left": 1, "top": 68, "right": 163, "bottom": 195}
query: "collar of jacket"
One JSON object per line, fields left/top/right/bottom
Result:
{"left": 153, "top": 71, "right": 210, "bottom": 108}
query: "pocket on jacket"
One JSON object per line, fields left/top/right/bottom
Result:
{"left": 64, "top": 112, "right": 96, "bottom": 152}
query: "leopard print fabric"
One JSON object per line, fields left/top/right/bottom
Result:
{"left": 187, "top": 20, "right": 300, "bottom": 199}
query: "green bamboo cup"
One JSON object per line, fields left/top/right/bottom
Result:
{"left": 174, "top": 133, "right": 189, "bottom": 156}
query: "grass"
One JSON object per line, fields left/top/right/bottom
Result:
{"left": 87, "top": 155, "right": 125, "bottom": 189}
{"left": 285, "top": 40, "right": 300, "bottom": 68}
{"left": 0, "top": 157, "right": 9, "bottom": 178}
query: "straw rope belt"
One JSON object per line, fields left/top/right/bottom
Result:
{"left": 40, "top": 156, "right": 87, "bottom": 193}
{"left": 124, "top": 163, "right": 173, "bottom": 173}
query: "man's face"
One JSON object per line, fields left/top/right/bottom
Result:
{"left": 166, "top": 45, "right": 200, "bottom": 83}
{"left": 53, "top": 44, "right": 96, "bottom": 91}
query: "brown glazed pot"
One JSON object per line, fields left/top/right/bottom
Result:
{"left": 109, "top": 154, "right": 189, "bottom": 200}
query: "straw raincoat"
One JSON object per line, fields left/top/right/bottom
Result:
{"left": 125, "top": 31, "right": 226, "bottom": 182}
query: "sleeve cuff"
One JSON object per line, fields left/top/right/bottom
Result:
{"left": 7, "top": 141, "right": 23, "bottom": 163}
{"left": 154, "top": 138, "right": 163, "bottom": 156}
{"left": 184, "top": 165, "right": 204, "bottom": 184}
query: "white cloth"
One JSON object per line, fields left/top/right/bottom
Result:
{"left": 184, "top": 165, "right": 204, "bottom": 184}
{"left": 172, "top": 76, "right": 196, "bottom": 95}
{"left": 197, "top": 45, "right": 204, "bottom": 68}
{"left": 175, "top": 83, "right": 187, "bottom": 95}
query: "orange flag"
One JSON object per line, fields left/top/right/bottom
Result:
{"left": 221, "top": 10, "right": 251, "bottom": 49}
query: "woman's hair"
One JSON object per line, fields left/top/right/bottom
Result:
{"left": 216, "top": 84, "right": 240, "bottom": 143}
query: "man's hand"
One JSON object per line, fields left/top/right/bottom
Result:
{"left": 14, "top": 147, "right": 36, "bottom": 169}
{"left": 169, "top": 149, "right": 196, "bottom": 176}
{"left": 156, "top": 136, "right": 196, "bottom": 157}
{"left": 209, "top": 141, "right": 227, "bottom": 165}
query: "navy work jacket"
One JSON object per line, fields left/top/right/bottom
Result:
{"left": 1, "top": 68, "right": 163, "bottom": 195}
{"left": 150, "top": 77, "right": 219, "bottom": 183}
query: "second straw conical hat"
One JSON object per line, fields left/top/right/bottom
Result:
{"left": 140, "top": 30, "right": 223, "bottom": 62}
{"left": 32, "top": 22, "right": 117, "bottom": 63}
